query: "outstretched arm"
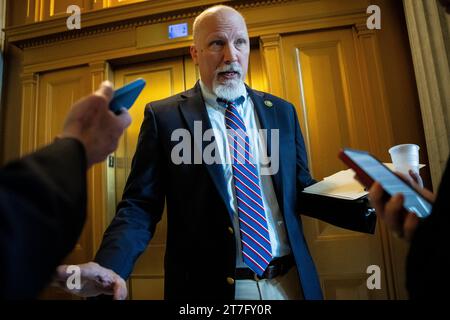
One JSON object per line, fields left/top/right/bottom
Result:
{"left": 0, "top": 82, "right": 131, "bottom": 299}
{"left": 93, "top": 103, "right": 166, "bottom": 280}
{"left": 291, "top": 105, "right": 376, "bottom": 233}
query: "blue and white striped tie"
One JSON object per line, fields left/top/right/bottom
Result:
{"left": 218, "top": 97, "right": 273, "bottom": 277}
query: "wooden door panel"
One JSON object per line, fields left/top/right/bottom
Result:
{"left": 36, "top": 67, "right": 92, "bottom": 299}
{"left": 106, "top": 0, "right": 144, "bottom": 8}
{"left": 114, "top": 58, "right": 185, "bottom": 299}
{"left": 37, "top": 67, "right": 92, "bottom": 264}
{"left": 322, "top": 276, "right": 373, "bottom": 299}
{"left": 295, "top": 41, "right": 353, "bottom": 179}
{"left": 37, "top": 70, "right": 89, "bottom": 147}
{"left": 130, "top": 278, "right": 165, "bottom": 300}
{"left": 282, "top": 29, "right": 389, "bottom": 299}
{"left": 40, "top": 0, "right": 92, "bottom": 19}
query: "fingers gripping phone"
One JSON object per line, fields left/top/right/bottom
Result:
{"left": 338, "top": 148, "right": 432, "bottom": 218}
{"left": 110, "top": 78, "right": 146, "bottom": 114}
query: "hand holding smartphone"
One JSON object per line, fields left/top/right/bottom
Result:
{"left": 338, "top": 148, "right": 432, "bottom": 218}
{"left": 109, "top": 78, "right": 146, "bottom": 114}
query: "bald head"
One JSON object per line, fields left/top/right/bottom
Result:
{"left": 193, "top": 6, "right": 248, "bottom": 46}
{"left": 190, "top": 5, "right": 250, "bottom": 98}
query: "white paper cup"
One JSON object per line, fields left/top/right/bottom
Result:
{"left": 388, "top": 144, "right": 420, "bottom": 176}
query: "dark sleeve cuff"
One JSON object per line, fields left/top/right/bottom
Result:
{"left": 298, "top": 192, "right": 377, "bottom": 234}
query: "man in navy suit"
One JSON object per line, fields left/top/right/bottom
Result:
{"left": 58, "top": 5, "right": 375, "bottom": 300}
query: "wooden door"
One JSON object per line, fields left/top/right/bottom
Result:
{"left": 113, "top": 57, "right": 185, "bottom": 300}
{"left": 37, "top": 66, "right": 93, "bottom": 264}
{"left": 35, "top": 66, "right": 93, "bottom": 299}
{"left": 282, "top": 29, "right": 392, "bottom": 299}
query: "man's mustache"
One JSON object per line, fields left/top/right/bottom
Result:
{"left": 215, "top": 63, "right": 243, "bottom": 77}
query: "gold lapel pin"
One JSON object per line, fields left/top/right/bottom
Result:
{"left": 264, "top": 100, "right": 273, "bottom": 107}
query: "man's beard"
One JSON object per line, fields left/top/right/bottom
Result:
{"left": 212, "top": 63, "right": 246, "bottom": 101}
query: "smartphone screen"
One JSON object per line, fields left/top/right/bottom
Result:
{"left": 342, "top": 149, "right": 432, "bottom": 218}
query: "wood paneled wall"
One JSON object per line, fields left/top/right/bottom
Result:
{"left": 7, "top": 0, "right": 153, "bottom": 26}
{"left": 1, "top": 0, "right": 428, "bottom": 300}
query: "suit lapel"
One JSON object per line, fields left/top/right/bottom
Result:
{"left": 178, "top": 82, "right": 235, "bottom": 220}
{"left": 247, "top": 87, "right": 285, "bottom": 213}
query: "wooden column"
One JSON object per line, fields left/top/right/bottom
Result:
{"left": 353, "top": 22, "right": 394, "bottom": 157}
{"left": 260, "top": 34, "right": 286, "bottom": 99}
{"left": 20, "top": 72, "right": 39, "bottom": 155}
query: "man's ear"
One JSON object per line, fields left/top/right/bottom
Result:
{"left": 190, "top": 45, "right": 199, "bottom": 65}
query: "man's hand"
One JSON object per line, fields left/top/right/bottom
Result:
{"left": 53, "top": 262, "right": 127, "bottom": 300}
{"left": 368, "top": 172, "right": 435, "bottom": 242}
{"left": 59, "top": 81, "right": 132, "bottom": 168}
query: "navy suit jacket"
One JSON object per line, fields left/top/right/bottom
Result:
{"left": 95, "top": 82, "right": 375, "bottom": 300}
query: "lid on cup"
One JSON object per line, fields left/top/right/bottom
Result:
{"left": 389, "top": 144, "right": 420, "bottom": 155}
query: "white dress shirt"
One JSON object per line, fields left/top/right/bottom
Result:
{"left": 199, "top": 81, "right": 291, "bottom": 268}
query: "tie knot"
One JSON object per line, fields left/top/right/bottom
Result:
{"left": 217, "top": 96, "right": 245, "bottom": 108}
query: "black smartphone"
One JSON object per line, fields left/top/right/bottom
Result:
{"left": 338, "top": 148, "right": 432, "bottom": 218}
